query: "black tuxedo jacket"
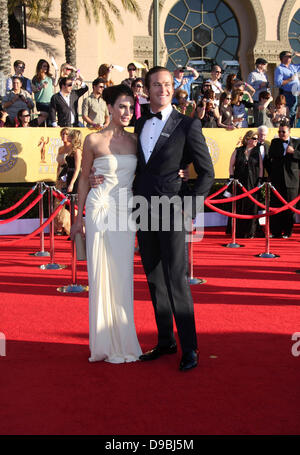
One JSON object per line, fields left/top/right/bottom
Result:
{"left": 266, "top": 137, "right": 300, "bottom": 188}
{"left": 49, "top": 85, "right": 88, "bottom": 126}
{"left": 133, "top": 108, "right": 214, "bottom": 213}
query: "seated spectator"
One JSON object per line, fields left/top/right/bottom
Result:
{"left": 207, "top": 65, "right": 224, "bottom": 104}
{"left": 82, "top": 77, "right": 110, "bottom": 129}
{"left": 225, "top": 73, "right": 237, "bottom": 92}
{"left": 6, "top": 60, "right": 32, "bottom": 94}
{"left": 173, "top": 65, "right": 199, "bottom": 101}
{"left": 174, "top": 89, "right": 196, "bottom": 117}
{"left": 231, "top": 88, "right": 254, "bottom": 128}
{"left": 129, "top": 78, "right": 149, "bottom": 126}
{"left": 217, "top": 91, "right": 235, "bottom": 129}
{"left": 121, "top": 63, "right": 137, "bottom": 87}
{"left": 2, "top": 76, "right": 34, "bottom": 124}
{"left": 256, "top": 91, "right": 273, "bottom": 127}
{"left": 31, "top": 59, "right": 59, "bottom": 122}
{"left": 49, "top": 77, "right": 88, "bottom": 127}
{"left": 271, "top": 94, "right": 290, "bottom": 127}
{"left": 15, "top": 109, "right": 48, "bottom": 127}
{"left": 98, "top": 64, "right": 114, "bottom": 87}
{"left": 0, "top": 109, "right": 10, "bottom": 127}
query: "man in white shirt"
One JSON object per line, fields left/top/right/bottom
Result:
{"left": 134, "top": 66, "right": 214, "bottom": 371}
{"left": 49, "top": 76, "right": 88, "bottom": 127}
{"left": 208, "top": 65, "right": 224, "bottom": 105}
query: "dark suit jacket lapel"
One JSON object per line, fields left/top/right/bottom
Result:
{"left": 146, "top": 109, "right": 182, "bottom": 165}
{"left": 136, "top": 116, "right": 148, "bottom": 168}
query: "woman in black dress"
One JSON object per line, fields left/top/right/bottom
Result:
{"left": 227, "top": 130, "right": 263, "bottom": 238}
{"left": 65, "top": 129, "right": 83, "bottom": 194}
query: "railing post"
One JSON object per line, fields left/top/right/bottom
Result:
{"left": 30, "top": 182, "right": 50, "bottom": 257}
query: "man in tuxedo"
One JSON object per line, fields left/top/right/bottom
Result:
{"left": 49, "top": 77, "right": 88, "bottom": 127}
{"left": 266, "top": 121, "right": 300, "bottom": 238}
{"left": 134, "top": 66, "right": 214, "bottom": 371}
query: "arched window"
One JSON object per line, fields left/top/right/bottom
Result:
{"left": 164, "top": 0, "right": 240, "bottom": 71}
{"left": 289, "top": 9, "right": 300, "bottom": 65}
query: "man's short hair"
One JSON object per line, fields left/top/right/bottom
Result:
{"left": 12, "top": 76, "right": 22, "bottom": 83}
{"left": 59, "top": 77, "right": 72, "bottom": 89}
{"left": 92, "top": 77, "right": 106, "bottom": 87}
{"left": 127, "top": 62, "right": 137, "bottom": 71}
{"left": 279, "top": 119, "right": 290, "bottom": 129}
{"left": 279, "top": 51, "right": 292, "bottom": 61}
{"left": 144, "top": 66, "right": 173, "bottom": 90}
{"left": 14, "top": 60, "right": 25, "bottom": 69}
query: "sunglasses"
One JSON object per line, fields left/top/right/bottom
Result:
{"left": 226, "top": 97, "right": 231, "bottom": 100}
{"left": 22, "top": 114, "right": 30, "bottom": 117}
{"left": 66, "top": 83, "right": 73, "bottom": 87}
{"left": 136, "top": 84, "right": 143, "bottom": 88}
{"left": 214, "top": 71, "right": 221, "bottom": 73}
{"left": 251, "top": 137, "right": 258, "bottom": 140}
{"left": 128, "top": 68, "right": 136, "bottom": 71}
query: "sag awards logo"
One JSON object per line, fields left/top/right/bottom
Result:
{"left": 0, "top": 138, "right": 18, "bottom": 173}
{"left": 38, "top": 136, "right": 61, "bottom": 175}
{"left": 205, "top": 137, "right": 220, "bottom": 165}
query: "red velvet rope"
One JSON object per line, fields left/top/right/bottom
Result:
{"left": 206, "top": 182, "right": 230, "bottom": 200}
{"left": 0, "top": 184, "right": 37, "bottom": 215}
{"left": 271, "top": 188, "right": 300, "bottom": 215}
{"left": 0, "top": 200, "right": 67, "bottom": 247}
{"left": 208, "top": 185, "right": 261, "bottom": 204}
{"left": 0, "top": 190, "right": 46, "bottom": 224}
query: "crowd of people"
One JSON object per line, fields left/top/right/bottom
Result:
{"left": 1, "top": 52, "right": 300, "bottom": 129}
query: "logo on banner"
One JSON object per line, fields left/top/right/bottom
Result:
{"left": 205, "top": 137, "right": 220, "bottom": 165}
{"left": 0, "top": 138, "right": 18, "bottom": 173}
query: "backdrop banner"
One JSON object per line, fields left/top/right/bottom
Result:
{"left": 0, "top": 127, "right": 299, "bottom": 184}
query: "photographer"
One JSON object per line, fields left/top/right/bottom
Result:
{"left": 173, "top": 65, "right": 199, "bottom": 101}
{"left": 196, "top": 88, "right": 219, "bottom": 127}
{"left": 2, "top": 76, "right": 34, "bottom": 124}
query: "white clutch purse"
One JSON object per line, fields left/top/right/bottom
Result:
{"left": 75, "top": 233, "right": 86, "bottom": 261}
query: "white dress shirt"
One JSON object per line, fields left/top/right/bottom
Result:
{"left": 140, "top": 104, "right": 173, "bottom": 163}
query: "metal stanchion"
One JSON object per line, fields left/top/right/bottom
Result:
{"left": 223, "top": 179, "right": 244, "bottom": 248}
{"left": 256, "top": 182, "right": 279, "bottom": 258}
{"left": 40, "top": 186, "right": 66, "bottom": 270}
{"left": 30, "top": 182, "right": 50, "bottom": 257}
{"left": 57, "top": 194, "right": 88, "bottom": 293}
{"left": 188, "top": 220, "right": 206, "bottom": 285}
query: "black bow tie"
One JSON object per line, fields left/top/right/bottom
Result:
{"left": 145, "top": 111, "right": 162, "bottom": 120}
{"left": 282, "top": 140, "right": 289, "bottom": 144}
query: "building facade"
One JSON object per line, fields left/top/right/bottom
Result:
{"left": 8, "top": 0, "right": 300, "bottom": 92}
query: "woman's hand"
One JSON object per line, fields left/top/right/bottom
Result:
{"left": 67, "top": 183, "right": 73, "bottom": 193}
{"left": 70, "top": 219, "right": 84, "bottom": 241}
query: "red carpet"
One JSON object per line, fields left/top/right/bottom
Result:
{"left": 0, "top": 227, "right": 299, "bottom": 435}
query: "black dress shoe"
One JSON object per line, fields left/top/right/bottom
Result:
{"left": 139, "top": 343, "right": 177, "bottom": 361}
{"left": 179, "top": 350, "right": 198, "bottom": 371}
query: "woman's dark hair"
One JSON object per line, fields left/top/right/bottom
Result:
{"left": 131, "top": 78, "right": 144, "bottom": 89}
{"left": 102, "top": 84, "right": 134, "bottom": 105}
{"left": 33, "top": 59, "right": 52, "bottom": 82}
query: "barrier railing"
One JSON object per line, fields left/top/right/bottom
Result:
{"left": 1, "top": 179, "right": 299, "bottom": 290}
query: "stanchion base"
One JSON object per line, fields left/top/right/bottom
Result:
{"left": 223, "top": 243, "right": 245, "bottom": 248}
{"left": 189, "top": 278, "right": 206, "bottom": 285}
{"left": 255, "top": 253, "right": 280, "bottom": 258}
{"left": 295, "top": 270, "right": 300, "bottom": 274}
{"left": 40, "top": 263, "right": 67, "bottom": 270}
{"left": 30, "top": 251, "right": 50, "bottom": 257}
{"left": 57, "top": 284, "right": 89, "bottom": 293}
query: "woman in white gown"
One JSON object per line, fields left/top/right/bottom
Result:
{"left": 71, "top": 84, "right": 142, "bottom": 363}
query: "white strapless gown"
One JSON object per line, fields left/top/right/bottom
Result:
{"left": 85, "top": 154, "right": 142, "bottom": 363}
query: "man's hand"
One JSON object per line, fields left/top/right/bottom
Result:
{"left": 89, "top": 166, "right": 105, "bottom": 187}
{"left": 286, "top": 145, "right": 294, "bottom": 154}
